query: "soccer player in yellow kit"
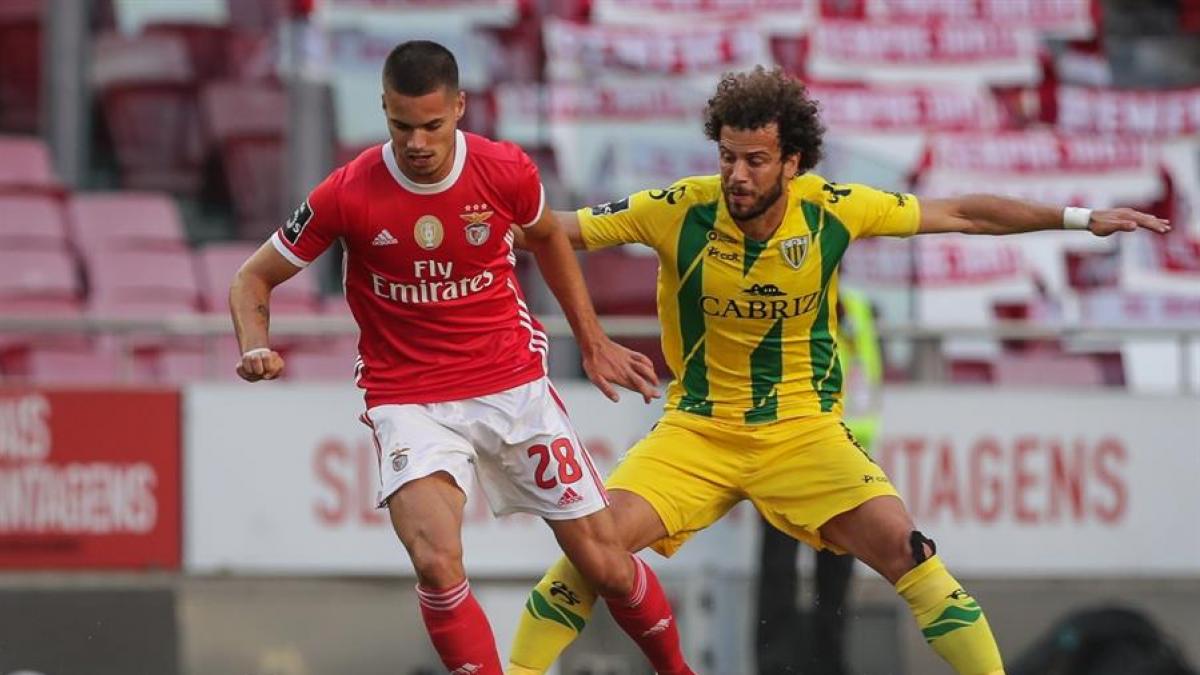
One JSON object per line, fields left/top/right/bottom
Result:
{"left": 507, "top": 67, "right": 1169, "bottom": 675}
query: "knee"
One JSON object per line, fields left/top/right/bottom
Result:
{"left": 574, "top": 549, "right": 636, "bottom": 598}
{"left": 408, "top": 541, "right": 465, "bottom": 588}
{"left": 884, "top": 530, "right": 937, "bottom": 583}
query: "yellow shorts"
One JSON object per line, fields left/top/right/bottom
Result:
{"left": 606, "top": 409, "right": 900, "bottom": 557}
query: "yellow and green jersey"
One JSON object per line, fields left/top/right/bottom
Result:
{"left": 578, "top": 173, "right": 919, "bottom": 425}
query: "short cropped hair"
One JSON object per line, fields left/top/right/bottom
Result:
{"left": 703, "top": 66, "right": 824, "bottom": 173}
{"left": 382, "top": 40, "right": 459, "bottom": 95}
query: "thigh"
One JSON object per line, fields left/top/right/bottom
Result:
{"left": 364, "top": 404, "right": 476, "bottom": 508}
{"left": 748, "top": 414, "right": 900, "bottom": 553}
{"left": 605, "top": 415, "right": 743, "bottom": 558}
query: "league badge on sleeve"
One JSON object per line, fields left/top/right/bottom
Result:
{"left": 283, "top": 200, "right": 313, "bottom": 244}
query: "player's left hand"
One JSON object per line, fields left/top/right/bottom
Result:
{"left": 1088, "top": 208, "right": 1170, "bottom": 237}
{"left": 581, "top": 337, "right": 661, "bottom": 404}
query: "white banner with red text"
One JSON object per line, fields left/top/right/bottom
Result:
{"left": 591, "top": 0, "right": 815, "bottom": 34}
{"left": 184, "top": 384, "right": 1198, "bottom": 576}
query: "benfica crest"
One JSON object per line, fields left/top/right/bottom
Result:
{"left": 460, "top": 203, "right": 495, "bottom": 246}
{"left": 780, "top": 235, "right": 810, "bottom": 270}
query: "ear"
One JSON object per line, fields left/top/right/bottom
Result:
{"left": 380, "top": 92, "right": 386, "bottom": 112}
{"left": 783, "top": 152, "right": 801, "bottom": 178}
{"left": 455, "top": 90, "right": 466, "bottom": 122}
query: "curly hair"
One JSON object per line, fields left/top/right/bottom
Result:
{"left": 703, "top": 66, "right": 824, "bottom": 173}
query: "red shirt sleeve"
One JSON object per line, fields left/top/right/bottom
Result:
{"left": 270, "top": 166, "right": 346, "bottom": 267}
{"left": 509, "top": 147, "right": 545, "bottom": 228}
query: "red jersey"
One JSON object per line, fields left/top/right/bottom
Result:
{"left": 271, "top": 130, "right": 549, "bottom": 406}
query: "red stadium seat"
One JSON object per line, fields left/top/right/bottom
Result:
{"left": 0, "top": 194, "right": 69, "bottom": 250}
{"left": 200, "top": 80, "right": 288, "bottom": 240}
{"left": 2, "top": 346, "right": 125, "bottom": 384}
{"left": 92, "top": 31, "right": 204, "bottom": 194}
{"left": 85, "top": 249, "right": 200, "bottom": 316}
{"left": 993, "top": 353, "right": 1105, "bottom": 388}
{"left": 582, "top": 247, "right": 667, "bottom": 375}
{"left": 0, "top": 248, "right": 82, "bottom": 314}
{"left": 142, "top": 338, "right": 244, "bottom": 383}
{"left": 67, "top": 191, "right": 188, "bottom": 252}
{"left": 144, "top": 22, "right": 233, "bottom": 81}
{"left": 0, "top": 135, "right": 59, "bottom": 193}
{"left": 285, "top": 335, "right": 362, "bottom": 382}
{"left": 0, "top": 1, "right": 42, "bottom": 133}
{"left": 196, "top": 240, "right": 322, "bottom": 314}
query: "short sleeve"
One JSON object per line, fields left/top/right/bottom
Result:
{"left": 827, "top": 183, "right": 921, "bottom": 240}
{"left": 510, "top": 150, "right": 546, "bottom": 228}
{"left": 270, "top": 167, "right": 347, "bottom": 268}
{"left": 578, "top": 182, "right": 691, "bottom": 251}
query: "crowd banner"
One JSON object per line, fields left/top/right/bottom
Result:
{"left": 0, "top": 389, "right": 181, "bottom": 570}
{"left": 591, "top": 0, "right": 816, "bottom": 34}
{"left": 858, "top": 0, "right": 1097, "bottom": 40}
{"left": 808, "top": 20, "right": 1040, "bottom": 87}
{"left": 542, "top": 18, "right": 771, "bottom": 84}
{"left": 1056, "top": 85, "right": 1200, "bottom": 138}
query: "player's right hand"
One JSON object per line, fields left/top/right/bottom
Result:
{"left": 236, "top": 348, "right": 285, "bottom": 382}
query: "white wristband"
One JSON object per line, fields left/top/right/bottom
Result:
{"left": 242, "top": 348, "right": 272, "bottom": 358}
{"left": 1063, "top": 207, "right": 1093, "bottom": 230}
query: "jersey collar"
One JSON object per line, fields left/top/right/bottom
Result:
{"left": 382, "top": 129, "right": 467, "bottom": 195}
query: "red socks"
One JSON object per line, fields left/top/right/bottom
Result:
{"left": 603, "top": 556, "right": 694, "bottom": 675}
{"left": 416, "top": 579, "right": 502, "bottom": 675}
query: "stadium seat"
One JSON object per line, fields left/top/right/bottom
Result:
{"left": 144, "top": 22, "right": 233, "bottom": 81}
{"left": 0, "top": 248, "right": 83, "bottom": 314}
{"left": 0, "top": 194, "right": 69, "bottom": 251}
{"left": 92, "top": 31, "right": 204, "bottom": 194}
{"left": 143, "top": 337, "right": 243, "bottom": 383}
{"left": 993, "top": 353, "right": 1105, "bottom": 387}
{"left": 85, "top": 249, "right": 200, "bottom": 316}
{"left": 0, "top": 135, "right": 59, "bottom": 193}
{"left": 196, "top": 240, "right": 322, "bottom": 314}
{"left": 200, "top": 80, "right": 288, "bottom": 240}
{"left": 2, "top": 346, "right": 125, "bottom": 384}
{"left": 0, "top": 0, "right": 42, "bottom": 133}
{"left": 582, "top": 247, "right": 667, "bottom": 375}
{"left": 68, "top": 191, "right": 188, "bottom": 252}
{"left": 284, "top": 335, "right": 362, "bottom": 382}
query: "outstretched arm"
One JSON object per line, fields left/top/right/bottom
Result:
{"left": 522, "top": 209, "right": 659, "bottom": 403}
{"left": 917, "top": 195, "right": 1170, "bottom": 237}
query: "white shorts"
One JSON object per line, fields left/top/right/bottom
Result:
{"left": 362, "top": 376, "right": 610, "bottom": 520}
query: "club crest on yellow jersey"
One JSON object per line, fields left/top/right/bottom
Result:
{"left": 779, "top": 235, "right": 809, "bottom": 269}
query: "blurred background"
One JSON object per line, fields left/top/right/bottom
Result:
{"left": 0, "top": 0, "right": 1198, "bottom": 674}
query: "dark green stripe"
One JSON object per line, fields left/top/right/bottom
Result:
{"left": 745, "top": 318, "right": 783, "bottom": 424}
{"left": 802, "top": 201, "right": 850, "bottom": 412}
{"left": 921, "top": 603, "right": 983, "bottom": 642}
{"left": 676, "top": 202, "right": 718, "bottom": 416}
{"left": 528, "top": 589, "right": 584, "bottom": 633}
{"left": 743, "top": 236, "right": 767, "bottom": 276}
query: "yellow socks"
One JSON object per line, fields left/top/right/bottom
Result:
{"left": 896, "top": 555, "right": 1005, "bottom": 675}
{"left": 506, "top": 556, "right": 598, "bottom": 675}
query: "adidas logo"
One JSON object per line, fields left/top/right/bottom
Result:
{"left": 557, "top": 487, "right": 583, "bottom": 507}
{"left": 641, "top": 617, "right": 672, "bottom": 637}
{"left": 449, "top": 663, "right": 482, "bottom": 675}
{"left": 372, "top": 229, "right": 399, "bottom": 246}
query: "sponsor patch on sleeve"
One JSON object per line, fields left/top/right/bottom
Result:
{"left": 590, "top": 196, "right": 630, "bottom": 216}
{"left": 282, "top": 200, "right": 313, "bottom": 244}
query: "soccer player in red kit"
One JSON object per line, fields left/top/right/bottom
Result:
{"left": 228, "top": 41, "right": 694, "bottom": 675}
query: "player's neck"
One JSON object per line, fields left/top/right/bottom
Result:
{"left": 732, "top": 187, "right": 789, "bottom": 242}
